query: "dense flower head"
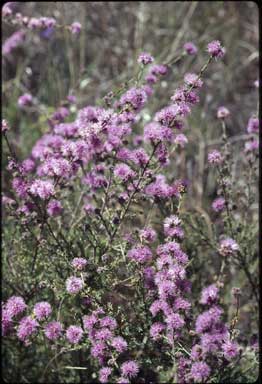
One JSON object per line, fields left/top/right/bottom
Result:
{"left": 18, "top": 93, "right": 33, "bottom": 107}
{"left": 44, "top": 321, "right": 63, "bottom": 340}
{"left": 222, "top": 340, "right": 239, "bottom": 360}
{"left": 99, "top": 316, "right": 117, "bottom": 330}
{"left": 99, "top": 367, "right": 112, "bottom": 383}
{"left": 200, "top": 284, "right": 219, "bottom": 305}
{"left": 139, "top": 227, "right": 157, "bottom": 243}
{"left": 17, "top": 316, "right": 39, "bottom": 341}
{"left": 150, "top": 64, "right": 168, "bottom": 76}
{"left": 163, "top": 215, "right": 183, "bottom": 238}
{"left": 144, "top": 122, "right": 173, "bottom": 143}
{"left": 70, "top": 22, "right": 82, "bottom": 34}
{"left": 195, "top": 306, "right": 223, "bottom": 334}
{"left": 217, "top": 106, "right": 230, "bottom": 119}
{"left": 33, "top": 302, "right": 52, "bottom": 320}
{"left": 247, "top": 117, "right": 259, "bottom": 134}
{"left": 119, "top": 87, "right": 147, "bottom": 111}
{"left": 127, "top": 245, "right": 153, "bottom": 263}
{"left": 91, "top": 341, "right": 107, "bottom": 358}
{"left": 207, "top": 150, "right": 223, "bottom": 165}
{"left": 2, "top": 30, "right": 26, "bottom": 56}
{"left": 71, "top": 258, "right": 88, "bottom": 270}
{"left": 95, "top": 328, "right": 113, "bottom": 341}
{"left": 190, "top": 361, "right": 211, "bottom": 382}
{"left": 184, "top": 42, "right": 198, "bottom": 55}
{"left": 111, "top": 336, "right": 128, "bottom": 353}
{"left": 47, "top": 199, "right": 63, "bottom": 216}
{"left": 165, "top": 312, "right": 185, "bottom": 329}
{"left": 5, "top": 296, "right": 27, "bottom": 318}
{"left": 174, "top": 133, "right": 188, "bottom": 147}
{"left": 207, "top": 40, "right": 225, "bottom": 58}
{"left": 29, "top": 179, "right": 55, "bottom": 199}
{"left": 66, "top": 276, "right": 84, "bottom": 294}
{"left": 150, "top": 322, "right": 165, "bottom": 340}
{"left": 83, "top": 314, "right": 98, "bottom": 331}
{"left": 66, "top": 325, "right": 83, "bottom": 344}
{"left": 114, "top": 164, "right": 135, "bottom": 182}
{"left": 184, "top": 73, "right": 203, "bottom": 88}
{"left": 219, "top": 238, "right": 239, "bottom": 256}
{"left": 138, "top": 52, "right": 154, "bottom": 65}
{"left": 245, "top": 139, "right": 259, "bottom": 152}
{"left": 212, "top": 197, "right": 225, "bottom": 212}
{"left": 121, "top": 361, "right": 139, "bottom": 378}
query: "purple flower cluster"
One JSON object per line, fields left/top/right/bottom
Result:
{"left": 163, "top": 215, "right": 184, "bottom": 239}
{"left": 33, "top": 302, "right": 52, "bottom": 320}
{"left": 212, "top": 197, "right": 225, "bottom": 212}
{"left": 2, "top": 30, "right": 26, "bottom": 56}
{"left": 149, "top": 218, "right": 191, "bottom": 345}
{"left": 18, "top": 93, "right": 33, "bottom": 107}
{"left": 127, "top": 245, "right": 153, "bottom": 264}
{"left": 219, "top": 238, "right": 239, "bottom": 256}
{"left": 66, "top": 276, "right": 84, "bottom": 294}
{"left": 138, "top": 52, "right": 154, "bottom": 65}
{"left": 183, "top": 42, "right": 198, "bottom": 55}
{"left": 82, "top": 309, "right": 136, "bottom": 381}
{"left": 66, "top": 325, "right": 83, "bottom": 344}
{"left": 207, "top": 40, "right": 225, "bottom": 59}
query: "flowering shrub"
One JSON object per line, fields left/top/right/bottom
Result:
{"left": 2, "top": 4, "right": 259, "bottom": 384}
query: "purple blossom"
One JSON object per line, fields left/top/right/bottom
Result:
{"left": 33, "top": 302, "right": 52, "bottom": 320}
{"left": 99, "top": 316, "right": 117, "bottom": 330}
{"left": 70, "top": 22, "right": 82, "bottom": 35}
{"left": 207, "top": 150, "right": 223, "bottom": 165}
{"left": 44, "top": 321, "right": 63, "bottom": 340}
{"left": 119, "top": 87, "right": 147, "bottom": 111}
{"left": 200, "top": 284, "right": 219, "bottom": 305}
{"left": 247, "top": 117, "right": 259, "bottom": 134}
{"left": 150, "top": 322, "right": 165, "bottom": 340}
{"left": 212, "top": 197, "right": 225, "bottom": 212}
{"left": 245, "top": 139, "right": 259, "bottom": 152}
{"left": 127, "top": 245, "right": 153, "bottom": 264}
{"left": 91, "top": 341, "right": 107, "bottom": 358}
{"left": 29, "top": 179, "right": 55, "bottom": 200}
{"left": 138, "top": 52, "right": 154, "bottom": 65}
{"left": 2, "top": 30, "right": 26, "bottom": 56}
{"left": 5, "top": 296, "right": 27, "bottom": 318}
{"left": 165, "top": 313, "right": 185, "bottom": 329}
{"left": 219, "top": 238, "right": 239, "bottom": 256}
{"left": 83, "top": 314, "right": 98, "bottom": 331}
{"left": 18, "top": 93, "right": 33, "bottom": 107}
{"left": 95, "top": 328, "right": 113, "bottom": 341}
{"left": 144, "top": 122, "right": 173, "bottom": 143}
{"left": 66, "top": 276, "right": 84, "bottom": 294}
{"left": 163, "top": 215, "right": 182, "bottom": 238}
{"left": 17, "top": 316, "right": 39, "bottom": 341}
{"left": 217, "top": 106, "right": 230, "bottom": 119}
{"left": 190, "top": 362, "right": 211, "bottom": 382}
{"left": 184, "top": 73, "right": 203, "bottom": 88}
{"left": 207, "top": 40, "right": 225, "bottom": 59}
{"left": 139, "top": 227, "right": 157, "bottom": 242}
{"left": 190, "top": 344, "right": 203, "bottom": 361}
{"left": 174, "top": 133, "right": 188, "bottom": 147}
{"left": 111, "top": 336, "right": 128, "bottom": 352}
{"left": 184, "top": 42, "right": 198, "bottom": 55}
{"left": 47, "top": 199, "right": 62, "bottom": 217}
{"left": 222, "top": 340, "right": 239, "bottom": 360}
{"left": 71, "top": 258, "right": 88, "bottom": 270}
{"left": 99, "top": 367, "right": 112, "bottom": 383}
{"left": 114, "top": 164, "right": 135, "bottom": 182}
{"left": 121, "top": 361, "right": 139, "bottom": 379}
{"left": 150, "top": 64, "right": 168, "bottom": 76}
{"left": 66, "top": 325, "right": 83, "bottom": 344}
{"left": 195, "top": 306, "right": 223, "bottom": 334}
